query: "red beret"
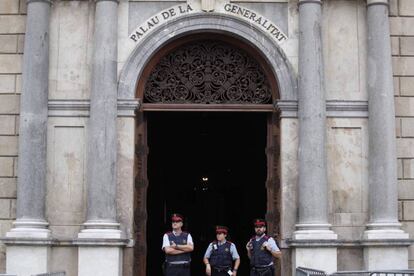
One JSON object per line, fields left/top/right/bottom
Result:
{"left": 253, "top": 219, "right": 266, "bottom": 227}
{"left": 215, "top": 225, "right": 229, "bottom": 234}
{"left": 171, "top": 213, "right": 183, "bottom": 222}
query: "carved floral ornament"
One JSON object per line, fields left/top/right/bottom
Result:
{"left": 143, "top": 40, "right": 272, "bottom": 105}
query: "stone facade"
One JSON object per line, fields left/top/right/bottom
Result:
{"left": 0, "top": 0, "right": 413, "bottom": 275}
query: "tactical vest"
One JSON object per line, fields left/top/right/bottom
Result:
{"left": 209, "top": 241, "right": 233, "bottom": 268}
{"left": 250, "top": 235, "right": 273, "bottom": 267}
{"left": 165, "top": 232, "right": 191, "bottom": 263}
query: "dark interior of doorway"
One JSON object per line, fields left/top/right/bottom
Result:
{"left": 146, "top": 111, "right": 267, "bottom": 276}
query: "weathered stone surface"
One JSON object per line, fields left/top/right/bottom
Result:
{"left": 398, "top": 180, "right": 414, "bottom": 200}
{"left": 15, "top": 74, "right": 21, "bottom": 94}
{"left": 0, "top": 136, "right": 17, "bottom": 155}
{"left": 393, "top": 57, "right": 414, "bottom": 76}
{"left": 389, "top": 0, "right": 398, "bottom": 16}
{"left": 399, "top": 0, "right": 414, "bottom": 16}
{"left": 49, "top": 1, "right": 92, "bottom": 100}
{"left": 0, "top": 35, "right": 17, "bottom": 53}
{"left": 19, "top": 0, "right": 26, "bottom": 14}
{"left": 403, "top": 201, "right": 414, "bottom": 220}
{"left": 46, "top": 120, "right": 86, "bottom": 226}
{"left": 0, "top": 220, "right": 13, "bottom": 237}
{"left": 0, "top": 116, "right": 15, "bottom": 135}
{"left": 338, "top": 248, "right": 363, "bottom": 271}
{"left": 391, "top": 17, "right": 414, "bottom": 36}
{"left": 10, "top": 199, "right": 16, "bottom": 218}
{"left": 0, "top": 178, "right": 16, "bottom": 197}
{"left": 397, "top": 138, "right": 414, "bottom": 158}
{"left": 50, "top": 247, "right": 78, "bottom": 276}
{"left": 399, "top": 200, "right": 403, "bottom": 221}
{"left": 0, "top": 199, "right": 10, "bottom": 218}
{"left": 0, "top": 0, "right": 19, "bottom": 14}
{"left": 323, "top": 0, "right": 360, "bottom": 100}
{"left": 0, "top": 54, "right": 22, "bottom": 73}
{"left": 403, "top": 159, "right": 414, "bottom": 179}
{"left": 396, "top": 118, "right": 401, "bottom": 137}
{"left": 401, "top": 37, "right": 414, "bottom": 56}
{"left": 401, "top": 77, "right": 414, "bottom": 96}
{"left": 398, "top": 158, "right": 403, "bottom": 179}
{"left": 17, "top": 34, "right": 24, "bottom": 53}
{"left": 0, "top": 75, "right": 15, "bottom": 93}
{"left": 0, "top": 157, "right": 13, "bottom": 177}
{"left": 391, "top": 36, "right": 399, "bottom": 56}
{"left": 0, "top": 15, "right": 26, "bottom": 34}
{"left": 394, "top": 77, "right": 399, "bottom": 96}
{"left": 402, "top": 118, "right": 414, "bottom": 137}
{"left": 395, "top": 98, "right": 414, "bottom": 117}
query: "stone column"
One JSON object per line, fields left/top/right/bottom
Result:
{"left": 77, "top": 0, "right": 123, "bottom": 275}
{"left": 291, "top": 0, "right": 337, "bottom": 273}
{"left": 363, "top": 0, "right": 409, "bottom": 269}
{"left": 4, "top": 1, "right": 52, "bottom": 275}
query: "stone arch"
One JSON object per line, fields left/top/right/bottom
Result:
{"left": 118, "top": 13, "right": 297, "bottom": 102}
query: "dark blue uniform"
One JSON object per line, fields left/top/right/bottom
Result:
{"left": 164, "top": 232, "right": 191, "bottom": 276}
{"left": 209, "top": 241, "right": 233, "bottom": 276}
{"left": 250, "top": 235, "right": 275, "bottom": 276}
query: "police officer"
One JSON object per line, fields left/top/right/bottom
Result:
{"left": 246, "top": 219, "right": 281, "bottom": 276}
{"left": 203, "top": 226, "right": 240, "bottom": 276}
{"left": 162, "top": 213, "right": 194, "bottom": 276}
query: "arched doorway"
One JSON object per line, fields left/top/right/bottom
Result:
{"left": 133, "top": 35, "right": 281, "bottom": 276}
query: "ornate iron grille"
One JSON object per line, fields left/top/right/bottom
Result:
{"left": 144, "top": 40, "right": 272, "bottom": 104}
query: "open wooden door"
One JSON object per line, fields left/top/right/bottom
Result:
{"left": 265, "top": 112, "right": 281, "bottom": 273}
{"left": 133, "top": 112, "right": 149, "bottom": 276}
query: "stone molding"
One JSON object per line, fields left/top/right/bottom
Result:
{"left": 119, "top": 13, "right": 298, "bottom": 102}
{"left": 286, "top": 238, "right": 412, "bottom": 248}
{"left": 298, "top": 0, "right": 322, "bottom": 6}
{"left": 367, "top": 0, "right": 389, "bottom": 7}
{"left": 95, "top": 0, "right": 119, "bottom": 2}
{"left": 275, "top": 100, "right": 368, "bottom": 118}
{"left": 48, "top": 99, "right": 140, "bottom": 117}
{"left": 27, "top": 0, "right": 52, "bottom": 4}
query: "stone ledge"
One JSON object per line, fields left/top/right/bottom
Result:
{"left": 0, "top": 237, "right": 130, "bottom": 247}
{"left": 285, "top": 238, "right": 413, "bottom": 248}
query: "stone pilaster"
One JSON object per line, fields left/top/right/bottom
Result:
{"left": 291, "top": 0, "right": 337, "bottom": 273}
{"left": 4, "top": 0, "right": 52, "bottom": 275}
{"left": 363, "top": 0, "right": 409, "bottom": 269}
{"left": 77, "top": 0, "right": 123, "bottom": 275}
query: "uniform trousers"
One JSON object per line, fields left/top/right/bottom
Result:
{"left": 164, "top": 263, "right": 190, "bottom": 276}
{"left": 250, "top": 266, "right": 274, "bottom": 276}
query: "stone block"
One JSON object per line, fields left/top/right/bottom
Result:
{"left": 395, "top": 98, "right": 414, "bottom": 117}
{"left": 403, "top": 201, "right": 414, "bottom": 220}
{"left": 389, "top": 0, "right": 398, "bottom": 16}
{"left": 0, "top": 115, "right": 15, "bottom": 134}
{"left": 0, "top": 95, "right": 19, "bottom": 114}
{"left": 390, "top": 17, "right": 414, "bottom": 36}
{"left": 391, "top": 36, "right": 399, "bottom": 56}
{"left": 403, "top": 159, "right": 414, "bottom": 179}
{"left": 0, "top": 136, "right": 17, "bottom": 155}
{"left": 0, "top": 157, "right": 13, "bottom": 177}
{"left": 401, "top": 37, "right": 414, "bottom": 56}
{"left": 0, "top": 35, "right": 17, "bottom": 53}
{"left": 0, "top": 220, "right": 12, "bottom": 237}
{"left": 396, "top": 118, "right": 401, "bottom": 137}
{"left": 398, "top": 158, "right": 403, "bottom": 179}
{"left": 393, "top": 57, "right": 414, "bottom": 76}
{"left": 17, "top": 34, "right": 24, "bottom": 53}
{"left": 400, "top": 0, "right": 414, "bottom": 16}
{"left": 0, "top": 15, "right": 26, "bottom": 34}
{"left": 15, "top": 74, "right": 21, "bottom": 94}
{"left": 402, "top": 118, "right": 414, "bottom": 137}
{"left": 51, "top": 247, "right": 78, "bottom": 276}
{"left": 397, "top": 138, "right": 414, "bottom": 158}
{"left": 0, "top": 178, "right": 16, "bottom": 197}
{"left": 394, "top": 77, "right": 400, "bottom": 96}
{"left": 0, "top": 54, "right": 22, "bottom": 74}
{"left": 19, "top": 0, "right": 26, "bottom": 14}
{"left": 0, "top": 199, "right": 10, "bottom": 218}
{"left": 0, "top": 0, "right": 19, "bottom": 14}
{"left": 399, "top": 200, "right": 403, "bottom": 221}
{"left": 10, "top": 199, "right": 15, "bottom": 218}
{"left": 399, "top": 180, "right": 414, "bottom": 200}
{"left": 401, "top": 77, "right": 414, "bottom": 96}
{"left": 338, "top": 248, "right": 363, "bottom": 271}
{"left": 0, "top": 75, "right": 15, "bottom": 93}
{"left": 13, "top": 157, "right": 17, "bottom": 176}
